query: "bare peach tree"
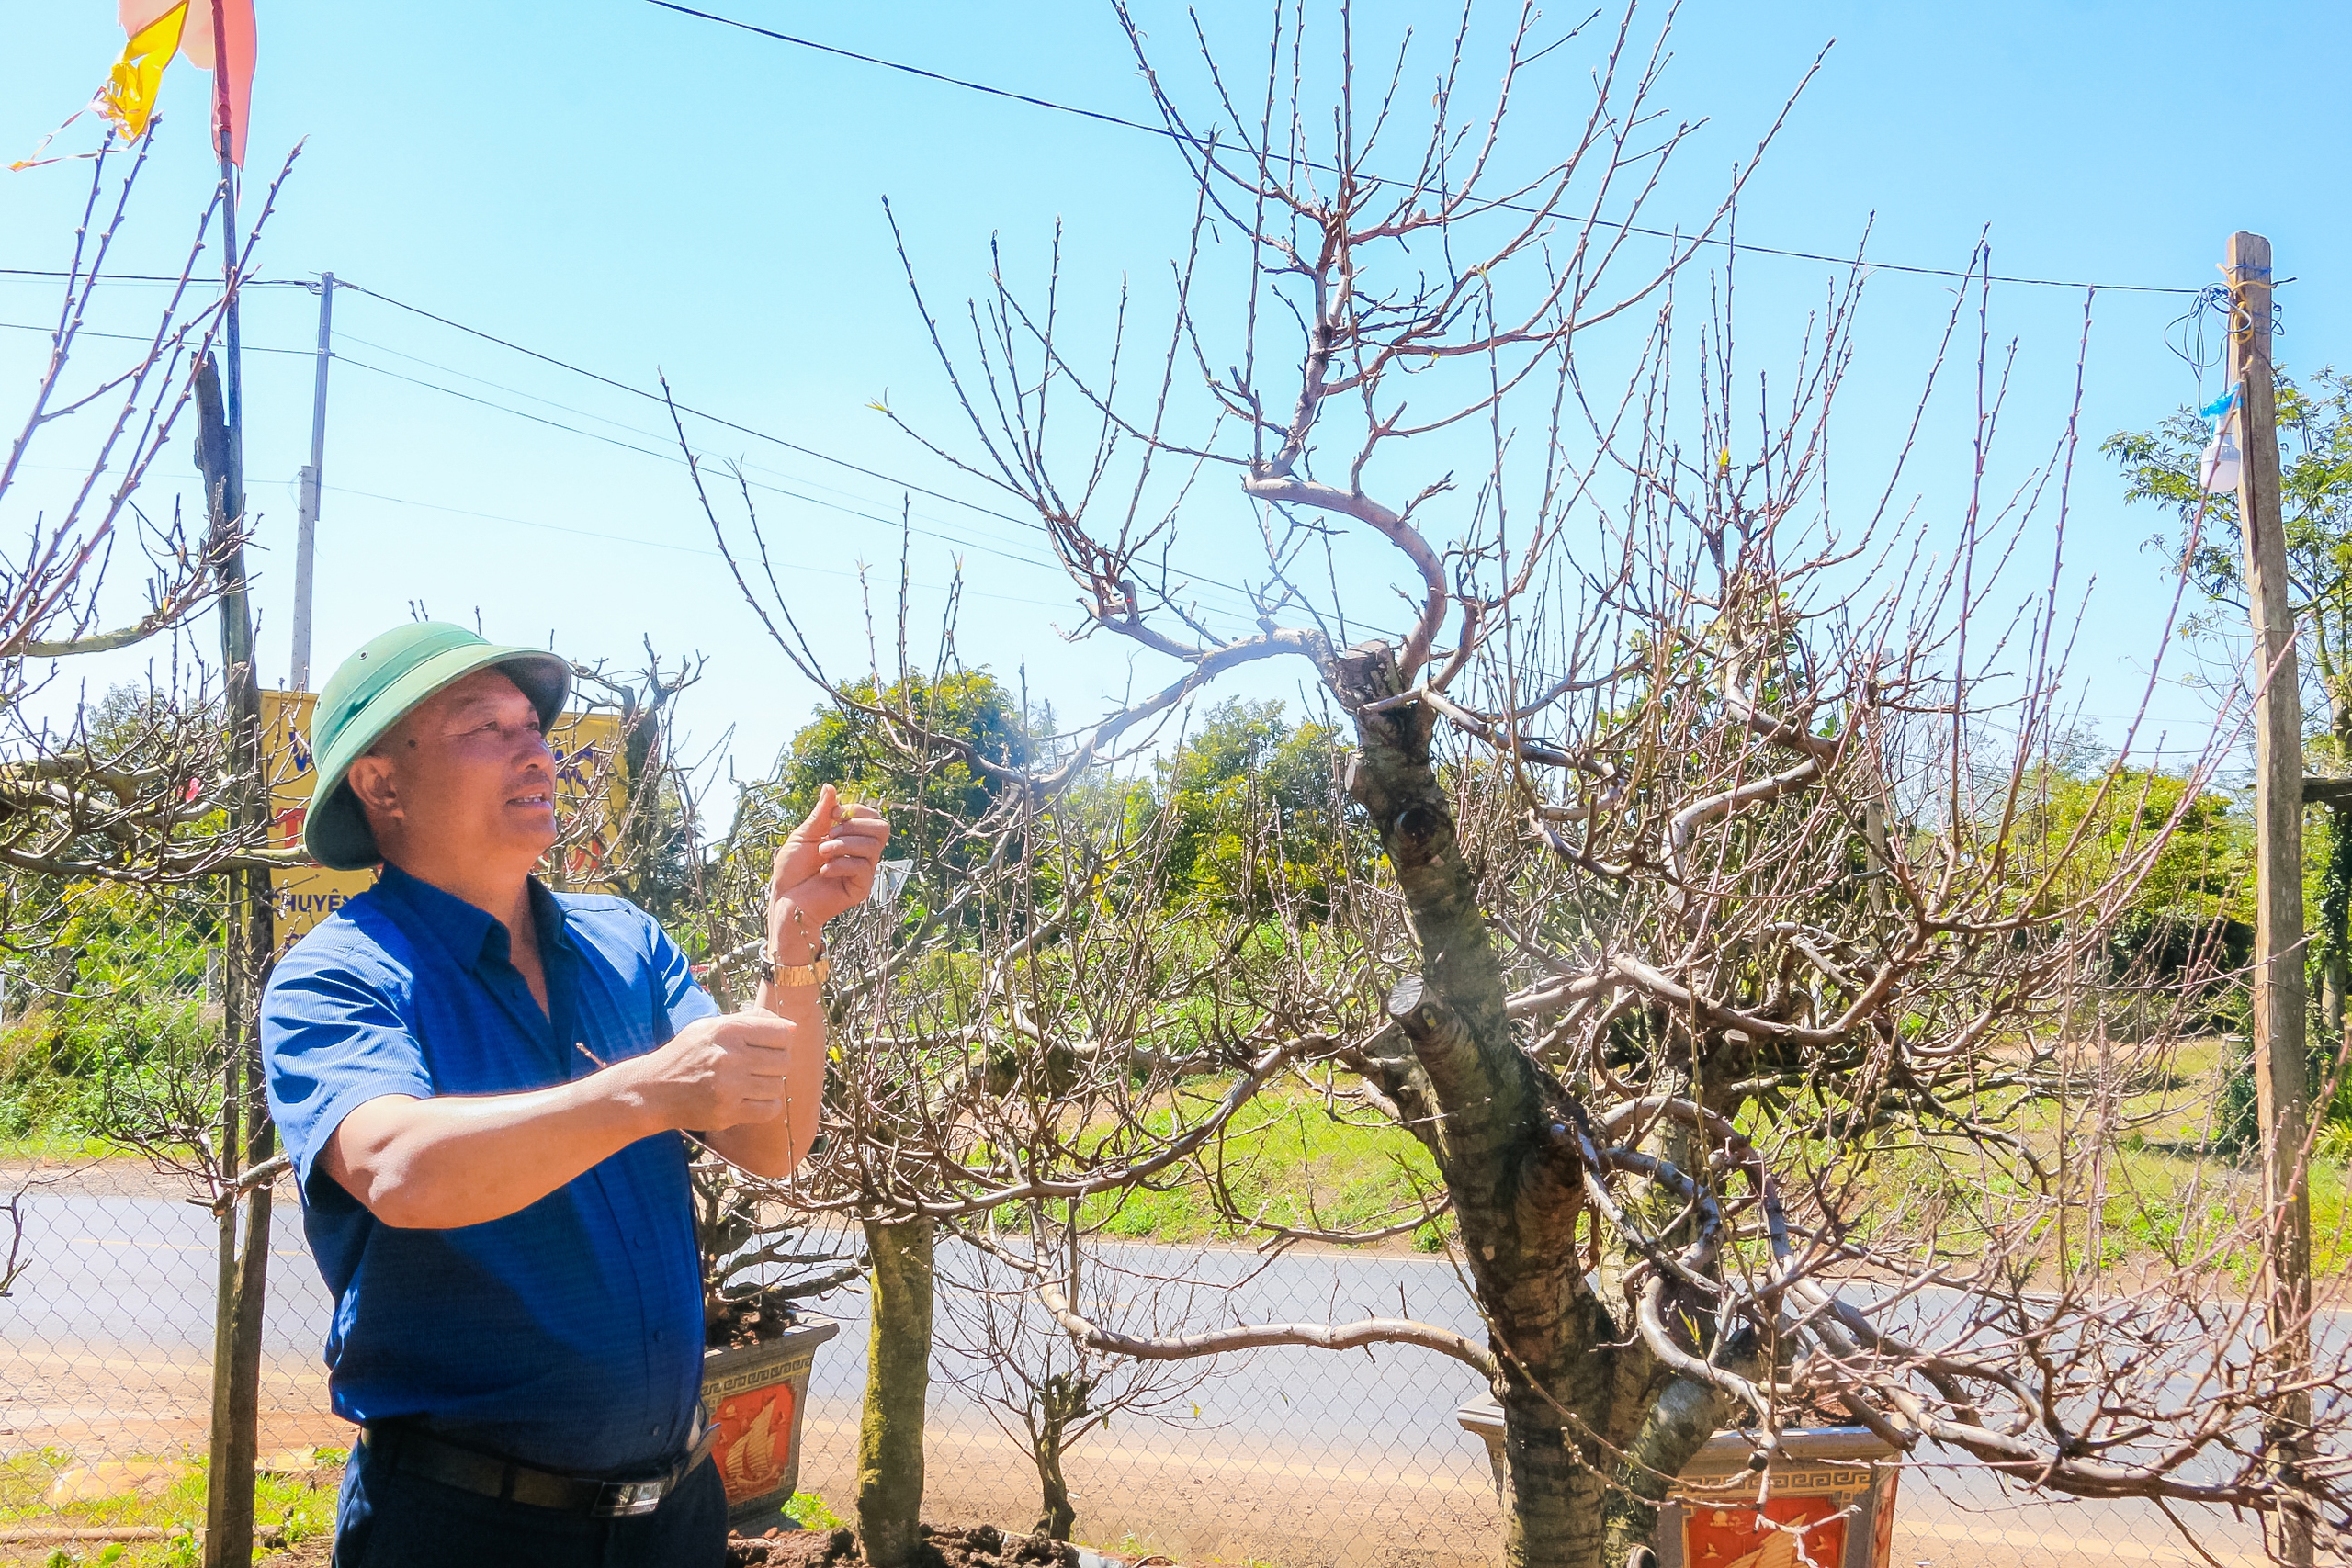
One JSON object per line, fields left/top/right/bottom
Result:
{"left": 0, "top": 128, "right": 302, "bottom": 1194}
{"left": 662, "top": 615, "right": 1284, "bottom": 1564}
{"left": 687, "top": 5, "right": 2347, "bottom": 1563}
{"left": 934, "top": 1214, "right": 1220, "bottom": 1542}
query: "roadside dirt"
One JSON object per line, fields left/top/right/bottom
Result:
{"left": 0, "top": 1156, "right": 208, "bottom": 1200}
{"left": 730, "top": 1523, "right": 1099, "bottom": 1568}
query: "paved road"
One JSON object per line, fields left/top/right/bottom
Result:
{"left": 1, "top": 1189, "right": 1498, "bottom": 1456}
{"left": 4, "top": 1190, "right": 327, "bottom": 1357}
{"left": 0, "top": 1180, "right": 2278, "bottom": 1567}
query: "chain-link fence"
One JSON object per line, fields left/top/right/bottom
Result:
{"left": 0, "top": 1160, "right": 2278, "bottom": 1567}
{"left": 0, "top": 1160, "right": 346, "bottom": 1523}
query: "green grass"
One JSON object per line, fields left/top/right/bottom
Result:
{"left": 1062, "top": 1039, "right": 2352, "bottom": 1281}
{"left": 0, "top": 1131, "right": 127, "bottom": 1165}
{"left": 1776, "top": 1034, "right": 2352, "bottom": 1280}
{"left": 0, "top": 1451, "right": 337, "bottom": 1567}
{"left": 1078, "top": 1089, "right": 1450, "bottom": 1247}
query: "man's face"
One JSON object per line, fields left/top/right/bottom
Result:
{"left": 347, "top": 668, "right": 558, "bottom": 874}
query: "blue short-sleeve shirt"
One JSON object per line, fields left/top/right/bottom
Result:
{"left": 261, "top": 863, "right": 720, "bottom": 1478}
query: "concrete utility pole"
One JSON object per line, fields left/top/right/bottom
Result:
{"left": 290, "top": 271, "right": 333, "bottom": 690}
{"left": 2227, "top": 229, "right": 2315, "bottom": 1568}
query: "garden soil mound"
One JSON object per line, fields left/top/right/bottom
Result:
{"left": 730, "top": 1523, "right": 1088, "bottom": 1568}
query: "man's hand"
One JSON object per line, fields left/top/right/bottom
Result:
{"left": 769, "top": 783, "right": 891, "bottom": 931}
{"left": 623, "top": 1008, "right": 799, "bottom": 1133}
{"left": 321, "top": 1009, "right": 808, "bottom": 1228}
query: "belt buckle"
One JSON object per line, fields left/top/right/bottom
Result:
{"left": 592, "top": 1477, "right": 666, "bottom": 1518}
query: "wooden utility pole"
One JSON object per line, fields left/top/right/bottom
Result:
{"left": 2227, "top": 229, "right": 2315, "bottom": 1567}
{"left": 194, "top": 350, "right": 277, "bottom": 1568}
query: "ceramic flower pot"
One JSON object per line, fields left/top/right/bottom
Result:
{"left": 703, "top": 1316, "right": 840, "bottom": 1528}
{"left": 1456, "top": 1399, "right": 1900, "bottom": 1568}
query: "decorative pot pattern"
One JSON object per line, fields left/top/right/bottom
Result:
{"left": 703, "top": 1317, "right": 840, "bottom": 1528}
{"left": 1456, "top": 1401, "right": 1900, "bottom": 1568}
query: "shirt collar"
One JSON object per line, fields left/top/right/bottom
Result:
{"left": 375, "top": 862, "right": 575, "bottom": 969}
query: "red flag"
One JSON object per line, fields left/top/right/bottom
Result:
{"left": 119, "top": 0, "right": 254, "bottom": 165}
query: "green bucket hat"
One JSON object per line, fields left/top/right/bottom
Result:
{"left": 303, "top": 622, "right": 573, "bottom": 870}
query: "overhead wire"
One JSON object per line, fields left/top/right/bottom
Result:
{"left": 30, "top": 270, "right": 1272, "bottom": 616}
{"left": 316, "top": 481, "right": 1078, "bottom": 610}
{"left": 0, "top": 267, "right": 310, "bottom": 287}
{"left": 0, "top": 315, "right": 312, "bottom": 356}
{"left": 320, "top": 324, "right": 1138, "bottom": 581}
{"left": 638, "top": 0, "right": 2203, "bottom": 297}
{"left": 0, "top": 303, "right": 1267, "bottom": 620}
{"left": 327, "top": 349, "right": 1156, "bottom": 591}
{"left": 0, "top": 313, "right": 1134, "bottom": 589}
{"left": 6, "top": 442, "right": 1079, "bottom": 610}
{"left": 319, "top": 280, "right": 1286, "bottom": 609}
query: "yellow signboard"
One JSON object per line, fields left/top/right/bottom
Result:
{"left": 259, "top": 690, "right": 632, "bottom": 945}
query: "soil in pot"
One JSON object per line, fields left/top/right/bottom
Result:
{"left": 708, "top": 1296, "right": 799, "bottom": 1350}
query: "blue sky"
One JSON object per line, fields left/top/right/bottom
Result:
{"left": 5, "top": 0, "right": 2347, "bottom": 778}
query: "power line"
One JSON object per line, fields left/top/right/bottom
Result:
{"left": 0, "top": 316, "right": 313, "bottom": 355}
{"left": 0, "top": 311, "right": 1251, "bottom": 613}
{"left": 319, "top": 480, "right": 1077, "bottom": 610}
{"left": 639, "top": 0, "right": 2202, "bottom": 298}
{"left": 323, "top": 326, "right": 1089, "bottom": 565}
{"left": 0, "top": 267, "right": 310, "bottom": 287}
{"left": 0, "top": 315, "right": 1120, "bottom": 584}
{"left": 6, "top": 442, "right": 1081, "bottom": 609}
{"left": 331, "top": 281, "right": 1080, "bottom": 534}
{"left": 315, "top": 281, "right": 1272, "bottom": 613}
{"left": 321, "top": 349, "right": 1252, "bottom": 600}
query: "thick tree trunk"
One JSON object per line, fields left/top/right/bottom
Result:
{"left": 1600, "top": 1376, "right": 1733, "bottom": 1565}
{"left": 1034, "top": 1440, "right": 1075, "bottom": 1541}
{"left": 1332, "top": 641, "right": 1659, "bottom": 1568}
{"left": 857, "top": 1218, "right": 934, "bottom": 1568}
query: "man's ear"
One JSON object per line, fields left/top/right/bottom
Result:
{"left": 345, "top": 752, "right": 400, "bottom": 821}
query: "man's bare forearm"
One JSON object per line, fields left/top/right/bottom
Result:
{"left": 323, "top": 1064, "right": 671, "bottom": 1230}
{"left": 326, "top": 1005, "right": 810, "bottom": 1229}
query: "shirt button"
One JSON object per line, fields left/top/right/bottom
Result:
{"left": 652, "top": 1329, "right": 664, "bottom": 1344}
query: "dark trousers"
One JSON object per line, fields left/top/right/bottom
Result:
{"left": 333, "top": 1436, "right": 728, "bottom": 1568}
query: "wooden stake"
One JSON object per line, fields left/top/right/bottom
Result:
{"left": 193, "top": 351, "right": 277, "bottom": 1568}
{"left": 2227, "top": 229, "right": 2315, "bottom": 1567}
{"left": 193, "top": 25, "right": 278, "bottom": 1550}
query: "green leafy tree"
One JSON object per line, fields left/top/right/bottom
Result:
{"left": 0, "top": 876, "right": 218, "bottom": 1144}
{"left": 1, "top": 682, "right": 232, "bottom": 1147}
{"left": 2108, "top": 371, "right": 2352, "bottom": 744}
{"left": 2030, "top": 763, "right": 2252, "bottom": 970}
{"left": 2117, "top": 378, "right": 2352, "bottom": 1001}
{"left": 715, "top": 671, "right": 1035, "bottom": 941}
{"left": 2109, "top": 370, "right": 2352, "bottom": 1125}
{"left": 1154, "top": 699, "right": 1344, "bottom": 912}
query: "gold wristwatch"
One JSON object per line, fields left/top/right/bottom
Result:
{"left": 758, "top": 938, "right": 829, "bottom": 988}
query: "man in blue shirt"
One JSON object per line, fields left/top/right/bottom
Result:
{"left": 262, "top": 623, "right": 887, "bottom": 1567}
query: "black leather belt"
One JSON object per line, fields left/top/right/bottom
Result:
{"left": 358, "top": 1420, "right": 718, "bottom": 1518}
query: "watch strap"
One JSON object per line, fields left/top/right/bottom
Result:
{"left": 759, "top": 938, "right": 829, "bottom": 988}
